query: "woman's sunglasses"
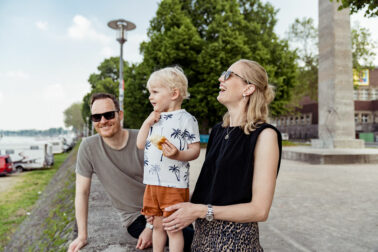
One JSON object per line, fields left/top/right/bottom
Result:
{"left": 220, "top": 71, "right": 252, "bottom": 85}
{"left": 91, "top": 111, "right": 119, "bottom": 122}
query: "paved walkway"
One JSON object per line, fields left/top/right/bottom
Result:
{"left": 83, "top": 148, "right": 378, "bottom": 252}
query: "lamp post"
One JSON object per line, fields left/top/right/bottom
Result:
{"left": 107, "top": 19, "right": 136, "bottom": 122}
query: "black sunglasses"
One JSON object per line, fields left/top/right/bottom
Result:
{"left": 91, "top": 111, "right": 119, "bottom": 122}
{"left": 221, "top": 71, "right": 252, "bottom": 85}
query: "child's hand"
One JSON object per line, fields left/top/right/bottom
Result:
{"left": 161, "top": 140, "right": 179, "bottom": 159}
{"left": 145, "top": 111, "right": 161, "bottom": 126}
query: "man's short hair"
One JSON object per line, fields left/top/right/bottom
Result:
{"left": 90, "top": 93, "right": 120, "bottom": 111}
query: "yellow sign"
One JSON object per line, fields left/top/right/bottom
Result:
{"left": 353, "top": 69, "right": 369, "bottom": 86}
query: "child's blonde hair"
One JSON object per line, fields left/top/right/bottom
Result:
{"left": 147, "top": 66, "right": 190, "bottom": 100}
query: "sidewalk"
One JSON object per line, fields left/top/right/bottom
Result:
{"left": 83, "top": 148, "right": 378, "bottom": 251}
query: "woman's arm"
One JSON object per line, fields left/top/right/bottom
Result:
{"left": 163, "top": 128, "right": 279, "bottom": 230}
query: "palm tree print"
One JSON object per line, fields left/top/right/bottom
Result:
{"left": 163, "top": 114, "right": 173, "bottom": 120}
{"left": 183, "top": 170, "right": 189, "bottom": 182}
{"left": 145, "top": 140, "right": 151, "bottom": 150}
{"left": 181, "top": 129, "right": 190, "bottom": 140}
{"left": 169, "top": 165, "right": 180, "bottom": 182}
{"left": 149, "top": 164, "right": 161, "bottom": 185}
{"left": 171, "top": 128, "right": 183, "bottom": 150}
{"left": 187, "top": 133, "right": 196, "bottom": 142}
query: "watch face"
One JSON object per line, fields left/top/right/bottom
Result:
{"left": 206, "top": 214, "right": 213, "bottom": 221}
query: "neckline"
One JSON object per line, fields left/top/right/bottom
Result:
{"left": 160, "top": 109, "right": 185, "bottom": 115}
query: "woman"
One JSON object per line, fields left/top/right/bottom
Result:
{"left": 162, "top": 59, "right": 282, "bottom": 251}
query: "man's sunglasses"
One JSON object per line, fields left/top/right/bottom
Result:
{"left": 91, "top": 111, "right": 119, "bottom": 122}
{"left": 220, "top": 71, "right": 252, "bottom": 85}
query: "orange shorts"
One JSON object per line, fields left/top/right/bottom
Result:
{"left": 141, "top": 185, "right": 189, "bottom": 217}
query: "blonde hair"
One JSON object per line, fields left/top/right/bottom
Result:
{"left": 147, "top": 66, "right": 190, "bottom": 100}
{"left": 222, "top": 59, "right": 275, "bottom": 134}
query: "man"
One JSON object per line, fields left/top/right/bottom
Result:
{"left": 68, "top": 93, "right": 152, "bottom": 252}
{"left": 68, "top": 93, "right": 193, "bottom": 252}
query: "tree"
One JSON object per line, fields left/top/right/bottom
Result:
{"left": 352, "top": 22, "right": 377, "bottom": 71}
{"left": 332, "top": 0, "right": 378, "bottom": 17}
{"left": 287, "top": 17, "right": 318, "bottom": 101}
{"left": 286, "top": 18, "right": 377, "bottom": 103}
{"left": 64, "top": 102, "right": 85, "bottom": 134}
{"left": 83, "top": 0, "right": 300, "bottom": 132}
{"left": 140, "top": 0, "right": 298, "bottom": 131}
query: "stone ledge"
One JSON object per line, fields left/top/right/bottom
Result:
{"left": 283, "top": 146, "right": 378, "bottom": 164}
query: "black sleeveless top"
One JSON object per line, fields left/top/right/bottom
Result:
{"left": 191, "top": 123, "right": 282, "bottom": 206}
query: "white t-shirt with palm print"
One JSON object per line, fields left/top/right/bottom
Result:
{"left": 143, "top": 109, "right": 200, "bottom": 188}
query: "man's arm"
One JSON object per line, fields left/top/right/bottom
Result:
{"left": 68, "top": 174, "right": 91, "bottom": 252}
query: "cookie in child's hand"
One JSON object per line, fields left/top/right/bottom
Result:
{"left": 149, "top": 135, "right": 167, "bottom": 150}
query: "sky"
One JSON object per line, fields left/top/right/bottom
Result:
{"left": 0, "top": 0, "right": 377, "bottom": 131}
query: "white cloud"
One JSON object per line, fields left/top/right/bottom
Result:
{"left": 42, "top": 83, "right": 66, "bottom": 102}
{"left": 36, "top": 21, "right": 48, "bottom": 31}
{"left": 68, "top": 15, "right": 111, "bottom": 44}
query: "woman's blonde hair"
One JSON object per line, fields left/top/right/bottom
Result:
{"left": 222, "top": 59, "right": 275, "bottom": 134}
{"left": 147, "top": 66, "right": 190, "bottom": 100}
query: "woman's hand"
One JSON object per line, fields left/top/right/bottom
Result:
{"left": 162, "top": 202, "right": 206, "bottom": 233}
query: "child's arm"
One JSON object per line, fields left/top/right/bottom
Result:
{"left": 161, "top": 141, "right": 200, "bottom": 161}
{"left": 136, "top": 111, "right": 160, "bottom": 150}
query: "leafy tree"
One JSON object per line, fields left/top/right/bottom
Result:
{"left": 140, "top": 0, "right": 298, "bottom": 131}
{"left": 352, "top": 22, "right": 377, "bottom": 71}
{"left": 64, "top": 102, "right": 85, "bottom": 134}
{"left": 287, "top": 17, "right": 318, "bottom": 101}
{"left": 83, "top": 0, "right": 300, "bottom": 132}
{"left": 332, "top": 0, "right": 378, "bottom": 17}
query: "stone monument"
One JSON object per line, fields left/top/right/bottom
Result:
{"left": 312, "top": 0, "right": 364, "bottom": 148}
{"left": 281, "top": 0, "right": 378, "bottom": 164}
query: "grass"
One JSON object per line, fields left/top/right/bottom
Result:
{"left": 282, "top": 140, "right": 311, "bottom": 146}
{"left": 0, "top": 151, "right": 71, "bottom": 249}
{"left": 31, "top": 169, "right": 76, "bottom": 251}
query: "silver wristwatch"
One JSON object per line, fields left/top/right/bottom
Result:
{"left": 146, "top": 222, "right": 153, "bottom": 230}
{"left": 205, "top": 204, "right": 214, "bottom": 221}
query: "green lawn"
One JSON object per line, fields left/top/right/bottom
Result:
{"left": 0, "top": 151, "right": 71, "bottom": 249}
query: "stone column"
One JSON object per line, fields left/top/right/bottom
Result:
{"left": 312, "top": 0, "right": 364, "bottom": 148}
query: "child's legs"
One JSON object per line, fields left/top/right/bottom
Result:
{"left": 153, "top": 216, "right": 167, "bottom": 252}
{"left": 159, "top": 188, "right": 188, "bottom": 252}
{"left": 167, "top": 230, "right": 184, "bottom": 252}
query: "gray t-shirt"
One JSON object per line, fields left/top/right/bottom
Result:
{"left": 76, "top": 129, "right": 145, "bottom": 227}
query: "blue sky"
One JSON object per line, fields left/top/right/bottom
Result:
{"left": 0, "top": 0, "right": 377, "bottom": 130}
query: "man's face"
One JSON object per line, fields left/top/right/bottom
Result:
{"left": 91, "top": 98, "right": 123, "bottom": 138}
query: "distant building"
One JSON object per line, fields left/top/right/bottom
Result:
{"left": 273, "top": 68, "right": 378, "bottom": 142}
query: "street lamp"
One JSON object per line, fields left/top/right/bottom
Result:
{"left": 107, "top": 19, "right": 136, "bottom": 120}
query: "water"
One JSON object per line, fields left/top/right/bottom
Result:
{"left": 0, "top": 136, "right": 37, "bottom": 143}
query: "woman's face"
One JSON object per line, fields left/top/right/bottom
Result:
{"left": 217, "top": 63, "right": 247, "bottom": 106}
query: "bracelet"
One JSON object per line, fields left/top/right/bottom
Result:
{"left": 146, "top": 222, "right": 154, "bottom": 230}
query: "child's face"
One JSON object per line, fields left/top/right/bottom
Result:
{"left": 148, "top": 82, "right": 175, "bottom": 112}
